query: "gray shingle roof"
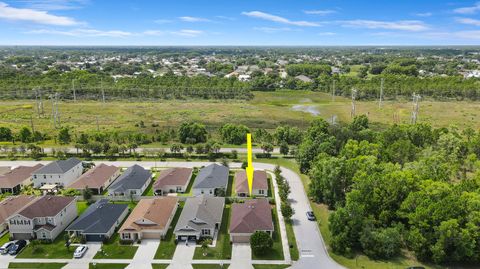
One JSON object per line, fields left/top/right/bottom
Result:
{"left": 66, "top": 199, "right": 128, "bottom": 234}
{"left": 33, "top": 158, "right": 82, "bottom": 174}
{"left": 109, "top": 165, "right": 151, "bottom": 193}
{"left": 193, "top": 164, "right": 229, "bottom": 189}
{"left": 175, "top": 196, "right": 224, "bottom": 233}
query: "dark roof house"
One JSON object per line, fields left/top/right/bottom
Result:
{"left": 33, "top": 158, "right": 82, "bottom": 174}
{"left": 108, "top": 165, "right": 152, "bottom": 196}
{"left": 192, "top": 164, "right": 229, "bottom": 196}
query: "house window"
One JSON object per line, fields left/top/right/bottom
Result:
{"left": 209, "top": 190, "right": 213, "bottom": 194}
{"left": 123, "top": 233, "right": 131, "bottom": 239}
{"left": 201, "top": 190, "right": 204, "bottom": 194}
{"left": 41, "top": 232, "right": 46, "bottom": 238}
{"left": 202, "top": 229, "right": 211, "bottom": 236}
{"left": 43, "top": 175, "right": 46, "bottom": 179}
{"left": 176, "top": 186, "right": 182, "bottom": 192}
{"left": 258, "top": 189, "right": 264, "bottom": 195}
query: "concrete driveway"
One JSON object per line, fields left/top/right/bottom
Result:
{"left": 167, "top": 241, "right": 195, "bottom": 269}
{"left": 230, "top": 243, "right": 253, "bottom": 269}
{"left": 62, "top": 242, "right": 102, "bottom": 269}
{"left": 126, "top": 240, "right": 160, "bottom": 269}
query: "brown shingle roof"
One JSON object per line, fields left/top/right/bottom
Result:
{"left": 153, "top": 168, "right": 193, "bottom": 190}
{"left": 229, "top": 199, "right": 273, "bottom": 234}
{"left": 0, "top": 195, "right": 37, "bottom": 224}
{"left": 17, "top": 196, "right": 76, "bottom": 219}
{"left": 235, "top": 170, "right": 268, "bottom": 194}
{"left": 0, "top": 164, "right": 43, "bottom": 189}
{"left": 67, "top": 164, "right": 119, "bottom": 190}
{"left": 119, "top": 197, "right": 178, "bottom": 233}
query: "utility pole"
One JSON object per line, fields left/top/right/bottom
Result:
{"left": 55, "top": 93, "right": 60, "bottom": 126}
{"left": 30, "top": 115, "right": 35, "bottom": 133}
{"left": 50, "top": 94, "right": 56, "bottom": 128}
{"left": 96, "top": 116, "right": 100, "bottom": 132}
{"left": 34, "top": 89, "right": 40, "bottom": 117}
{"left": 101, "top": 79, "right": 105, "bottom": 105}
{"left": 351, "top": 88, "right": 357, "bottom": 118}
{"left": 39, "top": 89, "right": 44, "bottom": 115}
{"left": 411, "top": 93, "right": 421, "bottom": 124}
{"left": 72, "top": 79, "right": 76, "bottom": 102}
{"left": 332, "top": 79, "right": 336, "bottom": 102}
{"left": 379, "top": 78, "right": 384, "bottom": 108}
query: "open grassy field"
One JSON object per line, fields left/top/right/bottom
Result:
{"left": 1, "top": 91, "right": 479, "bottom": 143}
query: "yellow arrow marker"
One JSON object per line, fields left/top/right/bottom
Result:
{"left": 246, "top": 133, "right": 254, "bottom": 195}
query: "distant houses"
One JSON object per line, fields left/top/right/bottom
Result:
{"left": 0, "top": 164, "right": 43, "bottom": 194}
{"left": 229, "top": 199, "right": 273, "bottom": 243}
{"left": 192, "top": 164, "right": 229, "bottom": 196}
{"left": 108, "top": 165, "right": 152, "bottom": 197}
{"left": 68, "top": 164, "right": 121, "bottom": 195}
{"left": 0, "top": 195, "right": 37, "bottom": 234}
{"left": 153, "top": 168, "right": 193, "bottom": 196}
{"left": 174, "top": 196, "right": 224, "bottom": 241}
{"left": 235, "top": 170, "right": 268, "bottom": 197}
{"left": 66, "top": 199, "right": 128, "bottom": 242}
{"left": 8, "top": 196, "right": 77, "bottom": 241}
{"left": 32, "top": 158, "right": 83, "bottom": 188}
{"left": 119, "top": 197, "right": 178, "bottom": 241}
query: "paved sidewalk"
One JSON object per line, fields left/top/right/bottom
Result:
{"left": 269, "top": 171, "right": 292, "bottom": 263}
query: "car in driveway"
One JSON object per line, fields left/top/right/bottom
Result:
{"left": 8, "top": 240, "right": 26, "bottom": 255}
{"left": 306, "top": 211, "right": 316, "bottom": 221}
{"left": 73, "top": 245, "right": 88, "bottom": 258}
{"left": 0, "top": 241, "right": 16, "bottom": 254}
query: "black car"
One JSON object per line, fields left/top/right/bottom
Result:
{"left": 306, "top": 211, "right": 316, "bottom": 221}
{"left": 8, "top": 240, "right": 26, "bottom": 255}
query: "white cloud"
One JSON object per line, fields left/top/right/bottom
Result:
{"left": 171, "top": 29, "right": 204, "bottom": 37}
{"left": 242, "top": 11, "right": 320, "bottom": 27}
{"left": 318, "top": 32, "right": 336, "bottom": 36}
{"left": 15, "top": 0, "right": 89, "bottom": 11}
{"left": 179, "top": 16, "right": 211, "bottom": 22}
{"left": 27, "top": 28, "right": 132, "bottom": 37}
{"left": 415, "top": 12, "right": 432, "bottom": 17}
{"left": 341, "top": 20, "right": 428, "bottom": 31}
{"left": 304, "top": 9, "right": 336, "bottom": 15}
{"left": 0, "top": 1, "right": 79, "bottom": 25}
{"left": 154, "top": 19, "right": 173, "bottom": 24}
{"left": 453, "top": 2, "right": 480, "bottom": 14}
{"left": 253, "top": 27, "right": 294, "bottom": 33}
{"left": 454, "top": 30, "right": 480, "bottom": 39}
{"left": 455, "top": 17, "right": 480, "bottom": 26}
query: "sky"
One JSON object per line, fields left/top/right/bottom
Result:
{"left": 0, "top": 0, "right": 480, "bottom": 46}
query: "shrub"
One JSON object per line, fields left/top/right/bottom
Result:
{"left": 250, "top": 231, "right": 273, "bottom": 255}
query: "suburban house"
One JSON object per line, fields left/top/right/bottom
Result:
{"left": 8, "top": 196, "right": 77, "bottom": 241}
{"left": 0, "top": 195, "right": 37, "bottom": 234}
{"left": 229, "top": 198, "right": 274, "bottom": 243}
{"left": 108, "top": 165, "right": 152, "bottom": 197}
{"left": 153, "top": 167, "right": 193, "bottom": 196}
{"left": 66, "top": 199, "right": 128, "bottom": 242}
{"left": 67, "top": 164, "right": 121, "bottom": 195}
{"left": 0, "top": 164, "right": 44, "bottom": 194}
{"left": 192, "top": 164, "right": 229, "bottom": 196}
{"left": 235, "top": 170, "right": 269, "bottom": 197}
{"left": 32, "top": 158, "right": 83, "bottom": 188}
{"left": 174, "top": 196, "right": 225, "bottom": 241}
{"left": 119, "top": 197, "right": 178, "bottom": 241}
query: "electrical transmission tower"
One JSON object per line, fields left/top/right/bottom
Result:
{"left": 411, "top": 93, "right": 421, "bottom": 124}
{"left": 379, "top": 78, "right": 384, "bottom": 108}
{"left": 34, "top": 88, "right": 44, "bottom": 117}
{"left": 332, "top": 79, "right": 336, "bottom": 102}
{"left": 72, "top": 79, "right": 76, "bottom": 102}
{"left": 50, "top": 93, "right": 60, "bottom": 128}
{"left": 351, "top": 88, "right": 357, "bottom": 118}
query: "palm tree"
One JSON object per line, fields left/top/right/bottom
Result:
{"left": 201, "top": 238, "right": 212, "bottom": 256}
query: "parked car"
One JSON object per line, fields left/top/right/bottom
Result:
{"left": 8, "top": 240, "right": 26, "bottom": 255}
{"left": 73, "top": 245, "right": 88, "bottom": 258}
{"left": 306, "top": 211, "right": 316, "bottom": 221}
{"left": 0, "top": 241, "right": 16, "bottom": 254}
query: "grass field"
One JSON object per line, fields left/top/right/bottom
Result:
{"left": 93, "top": 234, "right": 138, "bottom": 259}
{"left": 89, "top": 263, "right": 128, "bottom": 269}
{"left": 17, "top": 232, "right": 74, "bottom": 259}
{"left": 1, "top": 91, "right": 479, "bottom": 144}
{"left": 8, "top": 262, "right": 67, "bottom": 269}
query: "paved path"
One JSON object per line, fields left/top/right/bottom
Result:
{"left": 230, "top": 243, "right": 253, "bottom": 269}
{"left": 39, "top": 147, "right": 281, "bottom": 154}
{"left": 0, "top": 160, "right": 344, "bottom": 269}
{"left": 126, "top": 240, "right": 160, "bottom": 269}
{"left": 269, "top": 171, "right": 291, "bottom": 263}
{"left": 167, "top": 241, "right": 195, "bottom": 269}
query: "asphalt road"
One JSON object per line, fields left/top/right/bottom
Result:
{"left": 39, "top": 147, "right": 281, "bottom": 154}
{"left": 0, "top": 160, "right": 344, "bottom": 269}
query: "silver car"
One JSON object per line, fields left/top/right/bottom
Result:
{"left": 0, "top": 241, "right": 16, "bottom": 255}
{"left": 73, "top": 245, "right": 88, "bottom": 258}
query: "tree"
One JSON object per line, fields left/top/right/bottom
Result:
{"left": 83, "top": 187, "right": 93, "bottom": 202}
{"left": 261, "top": 142, "right": 274, "bottom": 156}
{"left": 279, "top": 142, "right": 289, "bottom": 156}
{"left": 0, "top": 127, "right": 12, "bottom": 141}
{"left": 201, "top": 238, "right": 212, "bottom": 256}
{"left": 281, "top": 202, "right": 294, "bottom": 221}
{"left": 250, "top": 231, "right": 273, "bottom": 255}
{"left": 178, "top": 122, "right": 208, "bottom": 144}
{"left": 58, "top": 127, "right": 71, "bottom": 144}
{"left": 170, "top": 143, "right": 184, "bottom": 154}
{"left": 360, "top": 224, "right": 402, "bottom": 259}
{"left": 18, "top": 127, "right": 32, "bottom": 143}
{"left": 220, "top": 124, "right": 250, "bottom": 145}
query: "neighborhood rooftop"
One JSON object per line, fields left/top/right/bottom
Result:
{"left": 120, "top": 197, "right": 178, "bottom": 233}
{"left": 108, "top": 164, "right": 151, "bottom": 193}
{"left": 0, "top": 195, "right": 37, "bottom": 225}
{"left": 0, "top": 164, "right": 43, "bottom": 189}
{"left": 230, "top": 198, "right": 273, "bottom": 234}
{"left": 16, "top": 196, "right": 76, "bottom": 219}
{"left": 153, "top": 167, "right": 193, "bottom": 190}
{"left": 68, "top": 163, "right": 119, "bottom": 190}
{"left": 235, "top": 170, "right": 268, "bottom": 194}
{"left": 193, "top": 164, "right": 229, "bottom": 189}
{"left": 33, "top": 158, "right": 82, "bottom": 174}
{"left": 66, "top": 199, "right": 128, "bottom": 234}
{"left": 175, "top": 196, "right": 224, "bottom": 232}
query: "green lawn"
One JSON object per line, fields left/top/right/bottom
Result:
{"left": 226, "top": 172, "right": 234, "bottom": 197}
{"left": 267, "top": 173, "right": 274, "bottom": 198}
{"left": 252, "top": 207, "right": 284, "bottom": 260}
{"left": 192, "top": 265, "right": 230, "bottom": 269}
{"left": 193, "top": 206, "right": 232, "bottom": 259}
{"left": 89, "top": 263, "right": 128, "bottom": 269}
{"left": 77, "top": 201, "right": 89, "bottom": 215}
{"left": 151, "top": 264, "right": 169, "bottom": 269}
{"left": 142, "top": 177, "right": 156, "bottom": 196}
{"left": 16, "top": 232, "right": 74, "bottom": 259}
{"left": 9, "top": 263, "right": 67, "bottom": 269}
{"left": 93, "top": 234, "right": 138, "bottom": 259}
{"left": 154, "top": 201, "right": 185, "bottom": 259}
{"left": 253, "top": 265, "right": 290, "bottom": 269}
{"left": 0, "top": 232, "right": 10, "bottom": 245}
{"left": 285, "top": 220, "right": 299, "bottom": 261}
{"left": 178, "top": 170, "right": 197, "bottom": 197}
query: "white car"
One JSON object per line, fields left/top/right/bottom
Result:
{"left": 0, "top": 241, "right": 16, "bottom": 255}
{"left": 73, "top": 245, "right": 88, "bottom": 258}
